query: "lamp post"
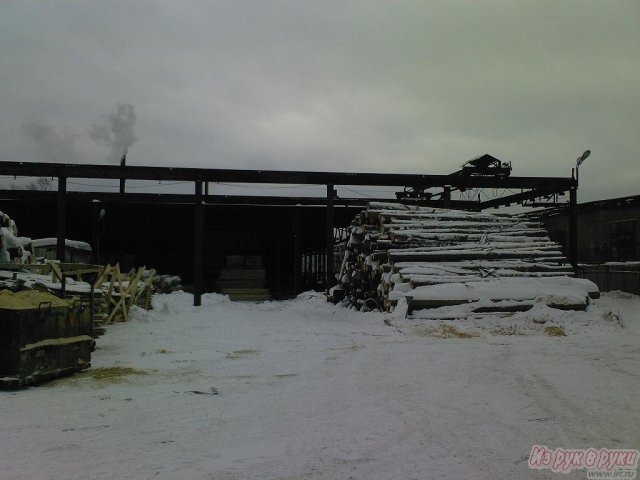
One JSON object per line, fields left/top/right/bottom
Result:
{"left": 570, "top": 149, "right": 591, "bottom": 268}
{"left": 576, "top": 149, "right": 591, "bottom": 185}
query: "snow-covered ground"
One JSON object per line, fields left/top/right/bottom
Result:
{"left": 1, "top": 291, "right": 639, "bottom": 480}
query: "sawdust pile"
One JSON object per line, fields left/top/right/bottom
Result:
{"left": 0, "top": 289, "right": 69, "bottom": 310}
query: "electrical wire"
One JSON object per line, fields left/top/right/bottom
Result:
{"left": 215, "top": 182, "right": 317, "bottom": 190}
{"left": 127, "top": 181, "right": 191, "bottom": 189}
{"left": 66, "top": 180, "right": 191, "bottom": 189}
{"left": 336, "top": 185, "right": 376, "bottom": 198}
{"left": 67, "top": 181, "right": 118, "bottom": 189}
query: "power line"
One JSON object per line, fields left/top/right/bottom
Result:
{"left": 214, "top": 182, "right": 318, "bottom": 190}
{"left": 68, "top": 181, "right": 118, "bottom": 189}
{"left": 337, "top": 185, "right": 376, "bottom": 199}
{"left": 128, "top": 181, "right": 191, "bottom": 189}
{"left": 67, "top": 180, "right": 191, "bottom": 189}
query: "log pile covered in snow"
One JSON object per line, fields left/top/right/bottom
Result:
{"left": 329, "top": 202, "right": 599, "bottom": 318}
{"left": 0, "top": 211, "right": 31, "bottom": 264}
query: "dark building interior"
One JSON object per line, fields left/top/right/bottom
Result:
{"left": 0, "top": 197, "right": 360, "bottom": 298}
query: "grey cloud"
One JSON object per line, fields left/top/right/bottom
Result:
{"left": 0, "top": 0, "right": 638, "bottom": 201}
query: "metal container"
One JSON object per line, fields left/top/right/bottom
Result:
{"left": 0, "top": 292, "right": 94, "bottom": 387}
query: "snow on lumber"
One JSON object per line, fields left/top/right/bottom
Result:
{"left": 394, "top": 260, "right": 574, "bottom": 273}
{"left": 389, "top": 230, "right": 550, "bottom": 241}
{"left": 329, "top": 202, "right": 599, "bottom": 317}
{"left": 388, "top": 250, "right": 566, "bottom": 263}
{"left": 389, "top": 241, "right": 560, "bottom": 251}
{"left": 400, "top": 277, "right": 598, "bottom": 311}
{"left": 0, "top": 269, "right": 95, "bottom": 294}
{"left": 31, "top": 238, "right": 92, "bottom": 251}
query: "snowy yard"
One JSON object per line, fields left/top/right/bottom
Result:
{"left": 1, "top": 291, "right": 639, "bottom": 480}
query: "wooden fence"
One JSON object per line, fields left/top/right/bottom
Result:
{"left": 578, "top": 264, "right": 640, "bottom": 295}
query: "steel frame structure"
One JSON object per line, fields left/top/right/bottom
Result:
{"left": 0, "top": 161, "right": 578, "bottom": 305}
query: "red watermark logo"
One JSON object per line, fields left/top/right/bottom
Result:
{"left": 528, "top": 445, "right": 639, "bottom": 478}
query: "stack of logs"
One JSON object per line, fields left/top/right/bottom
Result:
{"left": 329, "top": 202, "right": 598, "bottom": 317}
{"left": 146, "top": 271, "right": 183, "bottom": 294}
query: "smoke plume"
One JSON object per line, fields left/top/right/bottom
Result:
{"left": 90, "top": 103, "right": 137, "bottom": 163}
{"left": 21, "top": 120, "right": 80, "bottom": 163}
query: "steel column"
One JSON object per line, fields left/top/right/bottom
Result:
{"left": 91, "top": 200, "right": 101, "bottom": 264}
{"left": 56, "top": 177, "right": 67, "bottom": 262}
{"left": 442, "top": 186, "right": 451, "bottom": 209}
{"left": 274, "top": 236, "right": 281, "bottom": 293}
{"left": 326, "top": 184, "right": 335, "bottom": 289}
{"left": 294, "top": 210, "right": 302, "bottom": 294}
{"left": 569, "top": 186, "right": 578, "bottom": 267}
{"left": 193, "top": 181, "right": 204, "bottom": 306}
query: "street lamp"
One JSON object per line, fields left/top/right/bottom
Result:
{"left": 569, "top": 149, "right": 591, "bottom": 268}
{"left": 576, "top": 149, "right": 591, "bottom": 185}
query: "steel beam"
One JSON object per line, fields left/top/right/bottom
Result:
{"left": 479, "top": 188, "right": 563, "bottom": 209}
{"left": 0, "top": 189, "right": 480, "bottom": 209}
{"left": 0, "top": 161, "right": 576, "bottom": 190}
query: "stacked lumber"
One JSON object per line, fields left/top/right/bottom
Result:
{"left": 215, "top": 268, "right": 271, "bottom": 301}
{"left": 215, "top": 255, "right": 271, "bottom": 301}
{"left": 329, "top": 202, "right": 598, "bottom": 318}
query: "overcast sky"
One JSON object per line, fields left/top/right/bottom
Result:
{"left": 0, "top": 1, "right": 638, "bottom": 202}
